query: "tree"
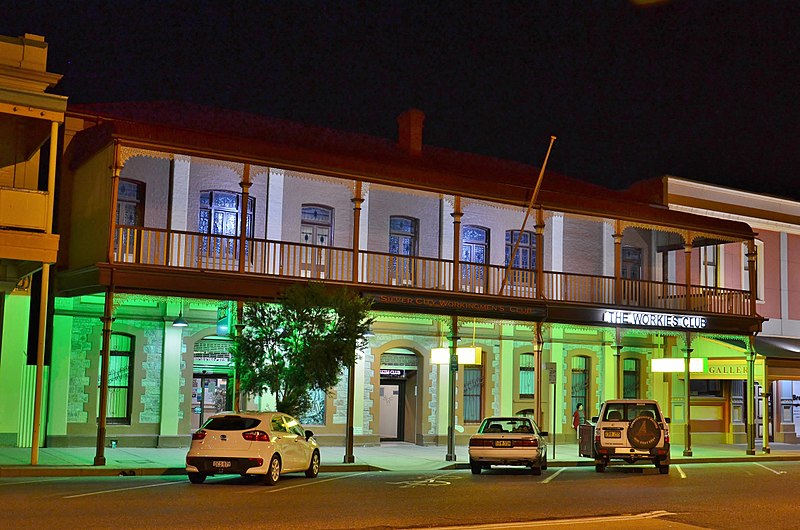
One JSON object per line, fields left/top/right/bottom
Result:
{"left": 232, "top": 282, "right": 373, "bottom": 418}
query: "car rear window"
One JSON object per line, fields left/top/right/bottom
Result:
{"left": 203, "top": 416, "right": 261, "bottom": 431}
{"left": 479, "top": 418, "right": 535, "bottom": 434}
{"left": 602, "top": 403, "right": 660, "bottom": 422}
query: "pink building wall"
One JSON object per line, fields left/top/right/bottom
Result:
{"left": 759, "top": 230, "right": 781, "bottom": 319}
{"left": 789, "top": 234, "right": 800, "bottom": 320}
{"left": 723, "top": 243, "right": 741, "bottom": 290}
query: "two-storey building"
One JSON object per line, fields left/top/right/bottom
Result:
{"left": 0, "top": 34, "right": 65, "bottom": 456}
{"left": 0, "top": 91, "right": 769, "bottom": 458}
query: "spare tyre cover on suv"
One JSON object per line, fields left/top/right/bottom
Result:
{"left": 627, "top": 415, "right": 661, "bottom": 450}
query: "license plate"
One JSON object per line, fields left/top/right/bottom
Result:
{"left": 494, "top": 440, "right": 512, "bottom": 447}
{"left": 212, "top": 460, "right": 231, "bottom": 468}
{"left": 604, "top": 431, "right": 622, "bottom": 438}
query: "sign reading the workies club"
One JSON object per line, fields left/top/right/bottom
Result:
{"left": 602, "top": 309, "right": 708, "bottom": 330}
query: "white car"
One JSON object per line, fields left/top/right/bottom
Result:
{"left": 580, "top": 399, "right": 671, "bottom": 474}
{"left": 468, "top": 416, "right": 548, "bottom": 475}
{"left": 185, "top": 411, "right": 320, "bottom": 485}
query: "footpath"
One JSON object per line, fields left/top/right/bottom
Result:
{"left": 2, "top": 441, "right": 800, "bottom": 477}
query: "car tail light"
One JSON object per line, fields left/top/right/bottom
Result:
{"left": 595, "top": 432, "right": 600, "bottom": 444}
{"left": 469, "top": 438, "right": 492, "bottom": 447}
{"left": 192, "top": 430, "right": 206, "bottom": 440}
{"left": 515, "top": 438, "right": 539, "bottom": 447}
{"left": 242, "top": 430, "right": 270, "bottom": 442}
{"left": 664, "top": 430, "right": 670, "bottom": 444}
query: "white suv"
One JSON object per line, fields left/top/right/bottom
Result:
{"left": 579, "top": 399, "right": 671, "bottom": 474}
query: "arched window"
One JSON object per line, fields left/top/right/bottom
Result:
{"left": 571, "top": 355, "right": 590, "bottom": 415}
{"left": 462, "top": 225, "right": 489, "bottom": 292}
{"left": 519, "top": 353, "right": 535, "bottom": 399}
{"left": 100, "top": 333, "right": 135, "bottom": 425}
{"left": 623, "top": 358, "right": 640, "bottom": 399}
{"left": 301, "top": 205, "right": 334, "bottom": 278}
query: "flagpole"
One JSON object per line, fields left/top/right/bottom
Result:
{"left": 499, "top": 135, "right": 556, "bottom": 296}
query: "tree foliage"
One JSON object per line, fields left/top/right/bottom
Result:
{"left": 232, "top": 283, "right": 373, "bottom": 418}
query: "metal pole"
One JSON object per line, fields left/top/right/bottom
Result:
{"left": 446, "top": 316, "right": 459, "bottom": 461}
{"left": 746, "top": 342, "right": 756, "bottom": 455}
{"left": 551, "top": 381, "right": 557, "bottom": 460}
{"left": 94, "top": 289, "right": 114, "bottom": 466}
{"left": 344, "top": 362, "right": 356, "bottom": 463}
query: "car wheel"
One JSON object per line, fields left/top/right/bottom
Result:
{"left": 305, "top": 450, "right": 320, "bottom": 478}
{"left": 595, "top": 463, "right": 606, "bottom": 473}
{"left": 188, "top": 472, "right": 206, "bottom": 484}
{"left": 470, "top": 459, "right": 482, "bottom": 475}
{"left": 264, "top": 454, "right": 281, "bottom": 485}
{"left": 659, "top": 464, "right": 670, "bottom": 475}
{"left": 531, "top": 465, "right": 542, "bottom": 476}
{"left": 541, "top": 455, "right": 548, "bottom": 470}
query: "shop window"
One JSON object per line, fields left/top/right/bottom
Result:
{"left": 199, "top": 190, "right": 255, "bottom": 258}
{"left": 571, "top": 355, "right": 590, "bottom": 415}
{"left": 519, "top": 353, "right": 535, "bottom": 399}
{"left": 622, "top": 358, "right": 640, "bottom": 399}
{"left": 462, "top": 225, "right": 489, "bottom": 292}
{"left": 389, "top": 216, "right": 418, "bottom": 284}
{"left": 691, "top": 380, "right": 723, "bottom": 397}
{"left": 99, "top": 333, "right": 134, "bottom": 425}
{"left": 463, "top": 366, "right": 483, "bottom": 423}
{"left": 731, "top": 380, "right": 744, "bottom": 423}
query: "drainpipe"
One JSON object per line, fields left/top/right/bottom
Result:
{"left": 746, "top": 336, "right": 756, "bottom": 455}
{"left": 446, "top": 316, "right": 459, "bottom": 461}
{"left": 683, "top": 332, "right": 693, "bottom": 457}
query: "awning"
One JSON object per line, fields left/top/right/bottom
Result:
{"left": 754, "top": 336, "right": 800, "bottom": 360}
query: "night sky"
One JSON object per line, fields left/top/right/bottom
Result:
{"left": 6, "top": 1, "right": 800, "bottom": 200}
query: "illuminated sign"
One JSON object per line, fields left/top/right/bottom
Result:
{"left": 379, "top": 369, "right": 406, "bottom": 377}
{"left": 602, "top": 309, "right": 707, "bottom": 329}
{"left": 430, "top": 347, "right": 483, "bottom": 365}
{"left": 651, "top": 358, "right": 706, "bottom": 373}
{"left": 367, "top": 293, "right": 545, "bottom": 321}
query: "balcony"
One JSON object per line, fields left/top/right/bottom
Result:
{"left": 113, "top": 225, "right": 753, "bottom": 318}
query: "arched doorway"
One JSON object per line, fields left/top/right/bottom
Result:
{"left": 379, "top": 348, "right": 421, "bottom": 442}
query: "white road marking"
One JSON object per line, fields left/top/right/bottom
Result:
{"left": 63, "top": 479, "right": 186, "bottom": 498}
{"left": 755, "top": 462, "right": 787, "bottom": 475}
{"left": 254, "top": 471, "right": 368, "bottom": 494}
{"left": 387, "top": 471, "right": 462, "bottom": 488}
{"left": 408, "top": 510, "right": 676, "bottom": 529}
{"left": 675, "top": 464, "right": 687, "bottom": 479}
{"left": 540, "top": 467, "right": 565, "bottom": 483}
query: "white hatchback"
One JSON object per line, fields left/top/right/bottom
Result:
{"left": 185, "top": 411, "right": 320, "bottom": 485}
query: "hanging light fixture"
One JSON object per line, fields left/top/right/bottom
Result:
{"left": 172, "top": 306, "right": 188, "bottom": 327}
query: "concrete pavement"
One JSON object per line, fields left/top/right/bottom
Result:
{"left": 2, "top": 440, "right": 800, "bottom": 477}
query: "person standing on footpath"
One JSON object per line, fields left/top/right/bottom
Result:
{"left": 572, "top": 403, "right": 585, "bottom": 440}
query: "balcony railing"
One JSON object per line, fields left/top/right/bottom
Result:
{"left": 113, "top": 225, "right": 753, "bottom": 317}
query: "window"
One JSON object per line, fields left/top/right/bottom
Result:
{"left": 463, "top": 366, "right": 483, "bottom": 423}
{"left": 571, "top": 355, "right": 590, "bottom": 415}
{"left": 299, "top": 388, "right": 326, "bottom": 425}
{"left": 462, "top": 225, "right": 489, "bottom": 292}
{"left": 700, "top": 245, "right": 718, "bottom": 288}
{"left": 505, "top": 230, "right": 535, "bottom": 289}
{"left": 389, "top": 216, "right": 418, "bottom": 285}
{"left": 199, "top": 190, "right": 255, "bottom": 258}
{"left": 115, "top": 179, "right": 145, "bottom": 256}
{"left": 743, "top": 240, "right": 764, "bottom": 301}
{"left": 301, "top": 205, "right": 334, "bottom": 278}
{"left": 623, "top": 358, "right": 640, "bottom": 399}
{"left": 691, "top": 380, "right": 723, "bottom": 397}
{"left": 519, "top": 353, "right": 535, "bottom": 399}
{"left": 621, "top": 246, "right": 642, "bottom": 280}
{"left": 99, "top": 333, "right": 134, "bottom": 425}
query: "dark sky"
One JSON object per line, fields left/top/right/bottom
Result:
{"left": 7, "top": 1, "right": 800, "bottom": 200}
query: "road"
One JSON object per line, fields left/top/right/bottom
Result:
{"left": 2, "top": 461, "right": 797, "bottom": 529}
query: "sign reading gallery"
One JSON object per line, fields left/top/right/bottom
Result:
{"left": 602, "top": 309, "right": 708, "bottom": 330}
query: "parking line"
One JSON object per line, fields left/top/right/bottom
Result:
{"left": 64, "top": 479, "right": 186, "bottom": 499}
{"left": 755, "top": 462, "right": 786, "bottom": 475}
{"left": 540, "top": 468, "right": 565, "bottom": 483}
{"left": 675, "top": 464, "right": 686, "bottom": 479}
{"left": 253, "top": 472, "right": 369, "bottom": 494}
{"left": 0, "top": 477, "right": 69, "bottom": 487}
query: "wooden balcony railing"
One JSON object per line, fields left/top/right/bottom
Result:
{"left": 113, "top": 225, "right": 753, "bottom": 317}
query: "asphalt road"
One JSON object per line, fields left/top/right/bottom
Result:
{"left": 3, "top": 461, "right": 798, "bottom": 529}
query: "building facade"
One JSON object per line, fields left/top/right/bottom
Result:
{"left": 1, "top": 95, "right": 774, "bottom": 454}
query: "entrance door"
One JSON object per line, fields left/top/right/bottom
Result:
{"left": 191, "top": 374, "right": 229, "bottom": 430}
{"left": 755, "top": 381, "right": 774, "bottom": 441}
{"left": 379, "top": 380, "right": 405, "bottom": 441}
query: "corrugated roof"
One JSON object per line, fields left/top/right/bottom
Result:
{"left": 66, "top": 101, "right": 755, "bottom": 240}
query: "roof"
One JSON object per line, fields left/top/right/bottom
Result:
{"left": 65, "top": 101, "right": 755, "bottom": 241}
{"left": 754, "top": 336, "right": 800, "bottom": 360}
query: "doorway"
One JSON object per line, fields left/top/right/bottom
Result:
{"left": 191, "top": 374, "right": 230, "bottom": 430}
{"left": 379, "top": 379, "right": 405, "bottom": 441}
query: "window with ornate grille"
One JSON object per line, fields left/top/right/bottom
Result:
{"left": 463, "top": 366, "right": 483, "bottom": 423}
{"left": 519, "top": 353, "right": 535, "bottom": 399}
{"left": 623, "top": 358, "right": 640, "bottom": 399}
{"left": 99, "top": 333, "right": 134, "bottom": 425}
{"left": 571, "top": 355, "right": 590, "bottom": 415}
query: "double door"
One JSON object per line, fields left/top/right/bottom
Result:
{"left": 191, "top": 374, "right": 230, "bottom": 430}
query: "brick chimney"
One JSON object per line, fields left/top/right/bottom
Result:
{"left": 397, "top": 109, "right": 425, "bottom": 155}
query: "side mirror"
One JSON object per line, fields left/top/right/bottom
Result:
{"left": 305, "top": 429, "right": 314, "bottom": 440}
{"left": 664, "top": 417, "right": 671, "bottom": 424}
{"left": 539, "top": 431, "right": 549, "bottom": 437}
{"left": 591, "top": 416, "right": 599, "bottom": 423}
